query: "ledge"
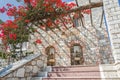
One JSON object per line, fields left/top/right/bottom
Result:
{"left": 0, "top": 53, "right": 41, "bottom": 77}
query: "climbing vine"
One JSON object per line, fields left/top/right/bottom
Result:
{"left": 0, "top": 0, "right": 90, "bottom": 59}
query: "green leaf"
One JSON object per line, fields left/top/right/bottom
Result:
{"left": 0, "top": 19, "right": 3, "bottom": 24}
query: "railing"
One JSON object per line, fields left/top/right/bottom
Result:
{"left": 0, "top": 53, "right": 43, "bottom": 78}
{"left": 0, "top": 50, "right": 34, "bottom": 69}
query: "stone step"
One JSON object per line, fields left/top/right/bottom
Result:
{"left": 42, "top": 66, "right": 52, "bottom": 72}
{"left": 31, "top": 77, "right": 120, "bottom": 80}
{"left": 52, "top": 65, "right": 99, "bottom": 72}
{"left": 37, "top": 72, "right": 48, "bottom": 77}
{"left": 48, "top": 71, "right": 100, "bottom": 77}
{"left": 42, "top": 77, "right": 120, "bottom": 80}
{"left": 31, "top": 76, "right": 120, "bottom": 80}
{"left": 31, "top": 65, "right": 120, "bottom": 80}
{"left": 34, "top": 66, "right": 52, "bottom": 77}
{"left": 31, "top": 77, "right": 42, "bottom": 80}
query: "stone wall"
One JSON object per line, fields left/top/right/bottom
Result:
{"left": 0, "top": 0, "right": 119, "bottom": 79}
{"left": 103, "top": 0, "right": 120, "bottom": 77}
{"left": 32, "top": 3, "right": 114, "bottom": 66}
{"left": 103, "top": 0, "right": 120, "bottom": 63}
{"left": 100, "top": 64, "right": 119, "bottom": 79}
{"left": 0, "top": 54, "right": 47, "bottom": 80}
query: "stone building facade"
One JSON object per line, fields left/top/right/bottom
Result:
{"left": 1, "top": 0, "right": 120, "bottom": 80}
{"left": 28, "top": 0, "right": 114, "bottom": 66}
{"left": 103, "top": 0, "right": 120, "bottom": 76}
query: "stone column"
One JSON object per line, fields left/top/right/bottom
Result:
{"left": 103, "top": 0, "right": 120, "bottom": 76}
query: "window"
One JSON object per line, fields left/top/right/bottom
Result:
{"left": 73, "top": 13, "right": 84, "bottom": 27}
{"left": 73, "top": 18, "right": 79, "bottom": 27}
{"left": 70, "top": 44, "right": 84, "bottom": 65}
{"left": 46, "top": 46, "right": 55, "bottom": 66}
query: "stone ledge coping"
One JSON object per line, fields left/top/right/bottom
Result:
{"left": 0, "top": 53, "right": 41, "bottom": 77}
{"left": 42, "top": 77, "right": 120, "bottom": 79}
{"left": 114, "top": 62, "right": 120, "bottom": 65}
{"left": 52, "top": 65, "right": 99, "bottom": 68}
{"left": 100, "top": 64, "right": 115, "bottom": 66}
{"left": 99, "top": 64, "right": 117, "bottom": 71}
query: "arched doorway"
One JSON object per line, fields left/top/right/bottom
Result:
{"left": 45, "top": 46, "right": 55, "bottom": 66}
{"left": 70, "top": 44, "right": 84, "bottom": 65}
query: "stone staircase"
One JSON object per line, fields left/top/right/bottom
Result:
{"left": 31, "top": 65, "right": 120, "bottom": 80}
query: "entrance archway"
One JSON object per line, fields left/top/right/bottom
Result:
{"left": 45, "top": 46, "right": 55, "bottom": 66}
{"left": 70, "top": 44, "right": 84, "bottom": 65}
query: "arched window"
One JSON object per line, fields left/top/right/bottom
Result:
{"left": 73, "top": 13, "right": 84, "bottom": 27}
{"left": 70, "top": 44, "right": 84, "bottom": 65}
{"left": 46, "top": 46, "right": 55, "bottom": 66}
{"left": 73, "top": 18, "right": 79, "bottom": 27}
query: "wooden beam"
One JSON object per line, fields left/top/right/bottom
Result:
{"left": 31, "top": 2, "right": 103, "bottom": 21}
{"left": 75, "top": 0, "right": 85, "bottom": 27}
{"left": 89, "top": 0, "right": 93, "bottom": 27}
{"left": 65, "top": 1, "right": 103, "bottom": 14}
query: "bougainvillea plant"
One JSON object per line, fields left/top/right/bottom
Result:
{"left": 0, "top": 0, "right": 91, "bottom": 59}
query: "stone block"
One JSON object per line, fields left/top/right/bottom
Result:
{"left": 7, "top": 73, "right": 13, "bottom": 77}
{"left": 103, "top": 72, "right": 118, "bottom": 78}
{"left": 32, "top": 66, "right": 39, "bottom": 73}
{"left": 37, "top": 60, "right": 44, "bottom": 67}
{"left": 31, "top": 61, "right": 36, "bottom": 65}
{"left": 26, "top": 77, "right": 32, "bottom": 80}
{"left": 6, "top": 78, "right": 15, "bottom": 80}
{"left": 24, "top": 72, "right": 30, "bottom": 77}
{"left": 25, "top": 66, "right": 33, "bottom": 73}
{"left": 16, "top": 68, "right": 25, "bottom": 77}
{"left": 100, "top": 64, "right": 116, "bottom": 71}
{"left": 20, "top": 78, "right": 26, "bottom": 80}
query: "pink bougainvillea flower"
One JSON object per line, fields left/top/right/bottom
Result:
{"left": 14, "top": 17, "right": 22, "bottom": 22}
{"left": 0, "top": 28, "right": 4, "bottom": 37}
{"left": 35, "top": 39, "right": 42, "bottom": 44}
{"left": 6, "top": 3, "right": 12, "bottom": 7}
{"left": 6, "top": 6, "right": 17, "bottom": 16}
{"left": 55, "top": 19, "right": 60, "bottom": 24}
{"left": 2, "top": 35, "right": 7, "bottom": 43}
{"left": 24, "top": 0, "right": 39, "bottom": 7}
{"left": 6, "top": 10, "right": 13, "bottom": 16}
{"left": 24, "top": 0, "right": 30, "bottom": 3}
{"left": 31, "top": 0, "right": 40, "bottom": 7}
{"left": 0, "top": 7, "right": 6, "bottom": 13}
{"left": 0, "top": 33, "right": 4, "bottom": 37}
{"left": 0, "top": 29, "right": 4, "bottom": 38}
{"left": 9, "top": 33, "right": 17, "bottom": 40}
{"left": 17, "top": 10, "right": 26, "bottom": 16}
{"left": 25, "top": 19, "right": 30, "bottom": 23}
{"left": 67, "top": 2, "right": 76, "bottom": 9}
{"left": 46, "top": 19, "right": 53, "bottom": 26}
{"left": 2, "top": 20, "right": 18, "bottom": 29}
{"left": 40, "top": 25, "right": 46, "bottom": 30}
{"left": 82, "top": 9, "right": 91, "bottom": 14}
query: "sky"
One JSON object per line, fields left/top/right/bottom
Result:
{"left": 0, "top": 0, "right": 24, "bottom": 22}
{"left": 0, "top": 0, "right": 74, "bottom": 22}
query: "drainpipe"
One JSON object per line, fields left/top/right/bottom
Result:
{"left": 118, "top": 0, "right": 120, "bottom": 6}
{"left": 102, "top": 7, "right": 112, "bottom": 46}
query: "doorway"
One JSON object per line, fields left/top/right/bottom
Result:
{"left": 70, "top": 44, "right": 84, "bottom": 65}
{"left": 46, "top": 46, "right": 55, "bottom": 66}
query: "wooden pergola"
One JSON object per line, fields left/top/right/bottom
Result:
{"left": 29, "top": 1, "right": 113, "bottom": 65}
{"left": 2, "top": 0, "right": 113, "bottom": 66}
